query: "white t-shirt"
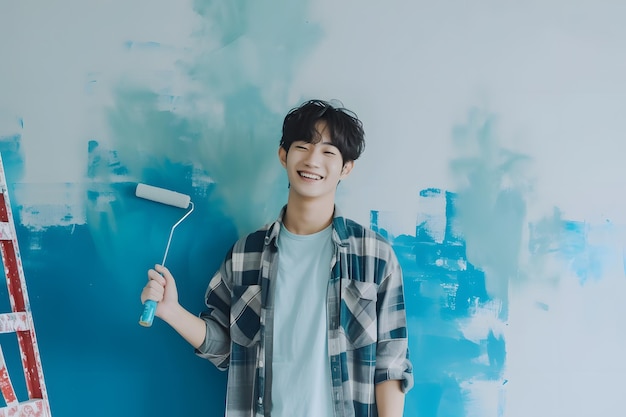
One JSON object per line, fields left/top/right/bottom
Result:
{"left": 272, "top": 223, "right": 335, "bottom": 416}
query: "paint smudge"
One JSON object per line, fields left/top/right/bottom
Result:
{"left": 529, "top": 208, "right": 624, "bottom": 284}
{"left": 373, "top": 187, "right": 507, "bottom": 417}
{"left": 449, "top": 109, "right": 530, "bottom": 317}
{"left": 99, "top": 0, "right": 322, "bottom": 237}
{"left": 371, "top": 109, "right": 530, "bottom": 416}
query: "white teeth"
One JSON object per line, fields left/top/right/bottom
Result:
{"left": 300, "top": 172, "right": 322, "bottom": 180}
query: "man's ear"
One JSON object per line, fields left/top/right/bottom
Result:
{"left": 278, "top": 146, "right": 287, "bottom": 168}
{"left": 340, "top": 160, "right": 354, "bottom": 179}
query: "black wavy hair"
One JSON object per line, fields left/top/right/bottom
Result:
{"left": 279, "top": 99, "right": 366, "bottom": 163}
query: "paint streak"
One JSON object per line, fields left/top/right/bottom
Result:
{"left": 0, "top": 132, "right": 86, "bottom": 233}
{"left": 14, "top": 183, "right": 86, "bottom": 232}
{"left": 449, "top": 109, "right": 530, "bottom": 316}
{"left": 370, "top": 109, "right": 529, "bottom": 416}
{"left": 373, "top": 187, "right": 507, "bottom": 417}
{"left": 100, "top": 1, "right": 322, "bottom": 237}
{"left": 529, "top": 208, "right": 620, "bottom": 284}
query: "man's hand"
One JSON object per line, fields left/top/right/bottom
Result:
{"left": 140, "top": 264, "right": 207, "bottom": 349}
{"left": 141, "top": 264, "right": 179, "bottom": 322}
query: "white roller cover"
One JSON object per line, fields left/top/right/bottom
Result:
{"left": 135, "top": 183, "right": 191, "bottom": 209}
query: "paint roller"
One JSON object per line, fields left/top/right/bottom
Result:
{"left": 135, "top": 183, "right": 195, "bottom": 327}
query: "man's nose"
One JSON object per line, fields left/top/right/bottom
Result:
{"left": 303, "top": 148, "right": 322, "bottom": 166}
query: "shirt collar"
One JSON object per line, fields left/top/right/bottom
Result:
{"left": 264, "top": 205, "right": 349, "bottom": 247}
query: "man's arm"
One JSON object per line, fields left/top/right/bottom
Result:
{"left": 374, "top": 245, "right": 414, "bottom": 414}
{"left": 376, "top": 380, "right": 405, "bottom": 417}
{"left": 161, "top": 303, "right": 208, "bottom": 349}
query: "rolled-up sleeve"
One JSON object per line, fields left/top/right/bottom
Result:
{"left": 195, "top": 259, "right": 233, "bottom": 371}
{"left": 375, "top": 252, "right": 414, "bottom": 392}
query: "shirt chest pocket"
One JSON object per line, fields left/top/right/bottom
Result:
{"left": 230, "top": 284, "right": 262, "bottom": 347}
{"left": 341, "top": 280, "right": 378, "bottom": 350}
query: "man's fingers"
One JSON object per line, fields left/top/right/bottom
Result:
{"left": 141, "top": 281, "right": 164, "bottom": 303}
{"left": 147, "top": 268, "right": 166, "bottom": 285}
{"left": 154, "top": 264, "right": 175, "bottom": 285}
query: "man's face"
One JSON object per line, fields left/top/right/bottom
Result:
{"left": 278, "top": 120, "right": 354, "bottom": 203}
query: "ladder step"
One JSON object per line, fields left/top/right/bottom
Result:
{"left": 0, "top": 222, "right": 11, "bottom": 240}
{"left": 0, "top": 398, "right": 46, "bottom": 416}
{"left": 0, "top": 312, "right": 30, "bottom": 334}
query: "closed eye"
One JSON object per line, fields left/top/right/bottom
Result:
{"left": 319, "top": 142, "right": 340, "bottom": 156}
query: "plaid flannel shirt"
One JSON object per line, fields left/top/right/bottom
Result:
{"left": 196, "top": 206, "right": 413, "bottom": 417}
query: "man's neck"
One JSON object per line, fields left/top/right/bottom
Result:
{"left": 283, "top": 195, "right": 335, "bottom": 235}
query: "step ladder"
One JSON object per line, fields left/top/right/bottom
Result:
{"left": 0, "top": 155, "right": 51, "bottom": 417}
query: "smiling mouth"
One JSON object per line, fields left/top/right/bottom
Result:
{"left": 298, "top": 171, "right": 323, "bottom": 180}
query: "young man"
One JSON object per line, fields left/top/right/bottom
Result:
{"left": 141, "top": 99, "right": 413, "bottom": 416}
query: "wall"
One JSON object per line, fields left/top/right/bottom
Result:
{"left": 1, "top": 1, "right": 624, "bottom": 416}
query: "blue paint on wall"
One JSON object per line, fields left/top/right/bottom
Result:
{"left": 10, "top": 174, "right": 237, "bottom": 415}
{"left": 374, "top": 188, "right": 507, "bottom": 417}
{"left": 0, "top": 131, "right": 239, "bottom": 414}
{"left": 529, "top": 208, "right": 610, "bottom": 284}
{"left": 449, "top": 110, "right": 530, "bottom": 319}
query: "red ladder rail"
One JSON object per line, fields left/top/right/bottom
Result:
{"left": 0, "top": 155, "right": 51, "bottom": 417}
